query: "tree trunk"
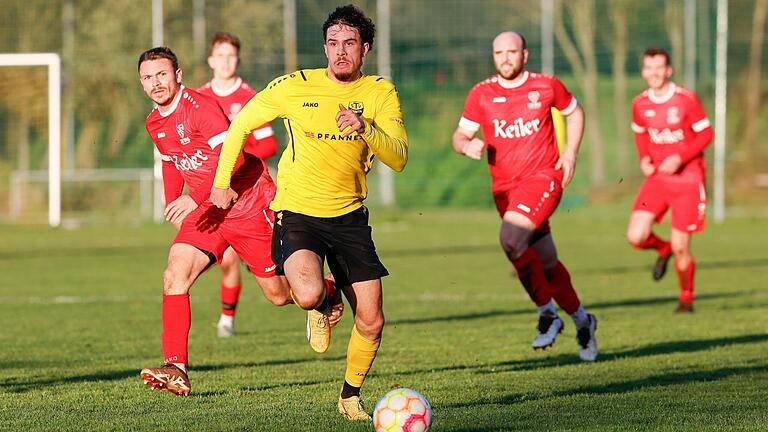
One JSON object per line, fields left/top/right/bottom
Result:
{"left": 741, "top": 0, "right": 768, "bottom": 175}
{"left": 554, "top": 0, "right": 605, "bottom": 186}
{"left": 665, "top": 2, "right": 684, "bottom": 72}
{"left": 607, "top": 0, "right": 629, "bottom": 178}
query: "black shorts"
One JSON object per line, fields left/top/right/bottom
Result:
{"left": 271, "top": 206, "right": 388, "bottom": 286}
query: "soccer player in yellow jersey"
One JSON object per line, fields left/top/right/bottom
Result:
{"left": 211, "top": 5, "right": 407, "bottom": 421}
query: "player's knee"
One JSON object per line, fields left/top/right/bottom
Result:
{"left": 220, "top": 254, "right": 238, "bottom": 273}
{"left": 292, "top": 288, "right": 323, "bottom": 310}
{"left": 220, "top": 267, "right": 240, "bottom": 285}
{"left": 500, "top": 240, "right": 524, "bottom": 261}
{"left": 670, "top": 242, "right": 689, "bottom": 259}
{"left": 626, "top": 227, "right": 647, "bottom": 247}
{"left": 162, "top": 267, "right": 190, "bottom": 295}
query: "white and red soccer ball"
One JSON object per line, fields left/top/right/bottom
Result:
{"left": 373, "top": 387, "right": 432, "bottom": 432}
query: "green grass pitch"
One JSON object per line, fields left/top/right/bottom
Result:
{"left": 1, "top": 202, "right": 767, "bottom": 431}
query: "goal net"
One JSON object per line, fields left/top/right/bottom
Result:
{"left": 0, "top": 53, "right": 157, "bottom": 227}
{"left": 0, "top": 53, "right": 60, "bottom": 226}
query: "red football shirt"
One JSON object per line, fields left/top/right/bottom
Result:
{"left": 459, "top": 72, "right": 577, "bottom": 192}
{"left": 631, "top": 83, "right": 711, "bottom": 181}
{"left": 145, "top": 85, "right": 273, "bottom": 217}
{"left": 197, "top": 77, "right": 277, "bottom": 161}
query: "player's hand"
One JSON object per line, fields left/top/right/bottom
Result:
{"left": 328, "top": 301, "right": 344, "bottom": 327}
{"left": 210, "top": 186, "right": 238, "bottom": 209}
{"left": 640, "top": 156, "right": 656, "bottom": 177}
{"left": 336, "top": 104, "right": 366, "bottom": 137}
{"left": 462, "top": 138, "right": 485, "bottom": 160}
{"left": 165, "top": 195, "right": 198, "bottom": 226}
{"left": 556, "top": 152, "right": 577, "bottom": 188}
{"left": 657, "top": 154, "right": 682, "bottom": 174}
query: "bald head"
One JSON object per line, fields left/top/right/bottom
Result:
{"left": 493, "top": 32, "right": 527, "bottom": 51}
{"left": 492, "top": 31, "right": 528, "bottom": 80}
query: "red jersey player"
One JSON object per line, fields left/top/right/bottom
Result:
{"left": 136, "top": 47, "right": 298, "bottom": 396}
{"left": 197, "top": 32, "right": 277, "bottom": 161}
{"left": 452, "top": 31, "right": 597, "bottom": 362}
{"left": 626, "top": 47, "right": 712, "bottom": 313}
{"left": 196, "top": 32, "right": 279, "bottom": 338}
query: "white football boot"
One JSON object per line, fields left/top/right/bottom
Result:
{"left": 216, "top": 314, "right": 235, "bottom": 338}
{"left": 531, "top": 314, "right": 564, "bottom": 350}
{"left": 576, "top": 314, "right": 598, "bottom": 362}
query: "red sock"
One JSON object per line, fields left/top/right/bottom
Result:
{"left": 314, "top": 278, "right": 337, "bottom": 310}
{"left": 545, "top": 261, "right": 581, "bottom": 315}
{"left": 632, "top": 232, "right": 671, "bottom": 257}
{"left": 512, "top": 248, "right": 552, "bottom": 307}
{"left": 324, "top": 278, "right": 336, "bottom": 298}
{"left": 162, "top": 294, "right": 191, "bottom": 366}
{"left": 220, "top": 283, "right": 242, "bottom": 317}
{"left": 676, "top": 259, "right": 695, "bottom": 304}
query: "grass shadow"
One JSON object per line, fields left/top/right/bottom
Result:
{"left": 0, "top": 355, "right": 345, "bottom": 394}
{"left": 387, "top": 291, "right": 749, "bottom": 326}
{"left": 443, "top": 363, "right": 767, "bottom": 413}
{"left": 381, "top": 333, "right": 768, "bottom": 379}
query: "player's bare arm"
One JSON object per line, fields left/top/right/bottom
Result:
{"left": 452, "top": 127, "right": 485, "bottom": 161}
{"left": 210, "top": 187, "right": 238, "bottom": 209}
{"left": 336, "top": 103, "right": 366, "bottom": 136}
{"left": 556, "top": 104, "right": 585, "bottom": 187}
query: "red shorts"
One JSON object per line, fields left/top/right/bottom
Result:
{"left": 493, "top": 170, "right": 563, "bottom": 232}
{"left": 632, "top": 175, "right": 707, "bottom": 233}
{"left": 173, "top": 203, "right": 277, "bottom": 277}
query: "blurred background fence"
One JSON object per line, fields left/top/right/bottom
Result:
{"left": 0, "top": 0, "right": 766, "bottom": 226}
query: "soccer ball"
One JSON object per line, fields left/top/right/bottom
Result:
{"left": 373, "top": 387, "right": 432, "bottom": 432}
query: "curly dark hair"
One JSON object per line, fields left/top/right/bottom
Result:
{"left": 138, "top": 47, "right": 179, "bottom": 72}
{"left": 322, "top": 4, "right": 375, "bottom": 50}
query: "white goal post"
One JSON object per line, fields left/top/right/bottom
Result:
{"left": 0, "top": 53, "right": 61, "bottom": 227}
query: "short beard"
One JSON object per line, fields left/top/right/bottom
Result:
{"left": 331, "top": 66, "right": 361, "bottom": 83}
{"left": 334, "top": 72, "right": 354, "bottom": 82}
{"left": 498, "top": 68, "right": 523, "bottom": 81}
{"left": 151, "top": 94, "right": 172, "bottom": 107}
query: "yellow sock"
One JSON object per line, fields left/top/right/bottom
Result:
{"left": 344, "top": 325, "right": 380, "bottom": 387}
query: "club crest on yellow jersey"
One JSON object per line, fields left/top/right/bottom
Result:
{"left": 348, "top": 101, "right": 364, "bottom": 116}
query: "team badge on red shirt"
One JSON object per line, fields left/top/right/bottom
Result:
{"left": 667, "top": 106, "right": 680, "bottom": 124}
{"left": 176, "top": 123, "right": 190, "bottom": 145}
{"left": 527, "top": 91, "right": 541, "bottom": 109}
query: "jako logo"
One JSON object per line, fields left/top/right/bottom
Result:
{"left": 493, "top": 118, "right": 541, "bottom": 139}
{"left": 303, "top": 102, "right": 319, "bottom": 107}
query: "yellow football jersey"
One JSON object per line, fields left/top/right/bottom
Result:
{"left": 214, "top": 68, "right": 408, "bottom": 217}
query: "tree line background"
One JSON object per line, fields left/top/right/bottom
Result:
{"left": 0, "top": 0, "right": 766, "bottom": 222}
